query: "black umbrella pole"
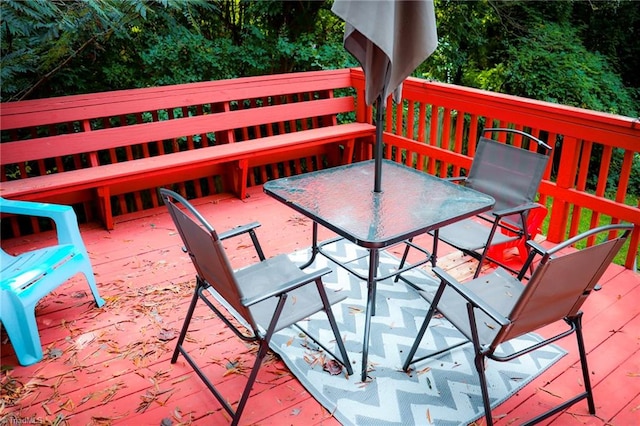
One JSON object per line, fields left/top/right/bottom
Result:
{"left": 374, "top": 96, "right": 385, "bottom": 193}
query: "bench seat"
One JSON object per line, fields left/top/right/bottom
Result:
{"left": 1, "top": 69, "right": 376, "bottom": 234}
{"left": 1, "top": 123, "right": 375, "bottom": 229}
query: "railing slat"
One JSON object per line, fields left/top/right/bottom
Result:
{"left": 349, "top": 68, "right": 639, "bottom": 269}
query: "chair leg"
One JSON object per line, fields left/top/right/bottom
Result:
{"left": 574, "top": 314, "right": 596, "bottom": 414}
{"left": 402, "top": 310, "right": 432, "bottom": 371}
{"left": 394, "top": 238, "right": 413, "bottom": 283}
{"left": 233, "top": 294, "right": 289, "bottom": 426}
{"left": 2, "top": 301, "right": 43, "bottom": 366}
{"left": 80, "top": 257, "right": 105, "bottom": 308}
{"left": 521, "top": 316, "right": 595, "bottom": 425}
{"left": 314, "top": 279, "right": 353, "bottom": 376}
{"left": 402, "top": 281, "right": 446, "bottom": 371}
{"left": 233, "top": 338, "right": 271, "bottom": 426}
{"left": 474, "top": 351, "right": 493, "bottom": 426}
{"left": 172, "top": 277, "right": 203, "bottom": 364}
{"left": 473, "top": 221, "right": 501, "bottom": 279}
{"left": 474, "top": 243, "right": 494, "bottom": 279}
{"left": 468, "top": 303, "right": 494, "bottom": 426}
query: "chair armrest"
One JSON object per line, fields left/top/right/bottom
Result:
{"left": 218, "top": 222, "right": 265, "bottom": 260}
{"left": 543, "top": 223, "right": 633, "bottom": 256}
{"left": 218, "top": 222, "right": 261, "bottom": 240}
{"left": 242, "top": 267, "right": 333, "bottom": 307}
{"left": 0, "top": 197, "right": 85, "bottom": 248}
{"left": 432, "top": 267, "right": 510, "bottom": 327}
{"left": 525, "top": 239, "right": 547, "bottom": 255}
{"left": 491, "top": 202, "right": 541, "bottom": 218}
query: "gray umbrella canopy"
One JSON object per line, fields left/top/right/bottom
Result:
{"left": 332, "top": 0, "right": 438, "bottom": 106}
{"left": 332, "top": 0, "right": 438, "bottom": 192}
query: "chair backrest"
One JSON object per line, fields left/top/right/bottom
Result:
{"left": 496, "top": 224, "right": 631, "bottom": 344}
{"left": 159, "top": 189, "right": 255, "bottom": 326}
{"left": 466, "top": 129, "right": 551, "bottom": 214}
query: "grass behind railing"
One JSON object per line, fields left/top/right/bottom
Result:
{"left": 541, "top": 194, "right": 638, "bottom": 268}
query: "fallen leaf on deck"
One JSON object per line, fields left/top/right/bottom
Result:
{"left": 71, "top": 291, "right": 88, "bottom": 299}
{"left": 323, "top": 359, "right": 343, "bottom": 375}
{"left": 417, "top": 366, "right": 431, "bottom": 375}
{"left": 91, "top": 413, "right": 129, "bottom": 423}
{"left": 0, "top": 375, "right": 25, "bottom": 405}
{"left": 348, "top": 306, "right": 363, "bottom": 314}
{"left": 75, "top": 332, "right": 96, "bottom": 350}
{"left": 48, "top": 348, "right": 64, "bottom": 359}
{"left": 136, "top": 387, "right": 174, "bottom": 413}
{"left": 79, "top": 392, "right": 96, "bottom": 406}
{"left": 173, "top": 407, "right": 185, "bottom": 420}
{"left": 61, "top": 397, "right": 75, "bottom": 411}
{"left": 158, "top": 329, "right": 176, "bottom": 341}
{"left": 223, "top": 359, "right": 246, "bottom": 376}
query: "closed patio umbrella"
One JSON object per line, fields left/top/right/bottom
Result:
{"left": 332, "top": 0, "right": 438, "bottom": 192}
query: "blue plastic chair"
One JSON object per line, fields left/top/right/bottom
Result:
{"left": 0, "top": 197, "right": 105, "bottom": 366}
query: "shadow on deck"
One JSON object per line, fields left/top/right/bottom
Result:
{"left": 1, "top": 187, "right": 638, "bottom": 425}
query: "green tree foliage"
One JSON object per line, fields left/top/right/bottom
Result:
{"left": 5, "top": 0, "right": 637, "bottom": 116}
{"left": 420, "top": 0, "right": 639, "bottom": 117}
{"left": 476, "top": 22, "right": 637, "bottom": 115}
{"left": 0, "top": 0, "right": 160, "bottom": 100}
{"left": 572, "top": 0, "right": 640, "bottom": 96}
{"left": 122, "top": 1, "right": 351, "bottom": 85}
{"left": 1, "top": 0, "right": 352, "bottom": 100}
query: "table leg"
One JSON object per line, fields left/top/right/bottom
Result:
{"left": 361, "top": 248, "right": 379, "bottom": 381}
{"left": 300, "top": 222, "right": 320, "bottom": 269}
{"left": 431, "top": 229, "right": 439, "bottom": 267}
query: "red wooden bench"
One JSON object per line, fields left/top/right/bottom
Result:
{"left": 1, "top": 69, "right": 375, "bottom": 231}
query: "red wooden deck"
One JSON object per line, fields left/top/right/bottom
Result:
{"left": 2, "top": 186, "right": 639, "bottom": 425}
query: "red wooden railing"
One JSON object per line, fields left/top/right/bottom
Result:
{"left": 2, "top": 68, "right": 638, "bottom": 269}
{"left": 349, "top": 68, "right": 639, "bottom": 270}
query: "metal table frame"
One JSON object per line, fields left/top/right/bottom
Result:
{"left": 263, "top": 159, "right": 495, "bottom": 381}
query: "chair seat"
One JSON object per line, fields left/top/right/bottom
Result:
{"left": 160, "top": 188, "right": 352, "bottom": 425}
{"left": 0, "top": 197, "right": 104, "bottom": 366}
{"left": 1, "top": 245, "right": 78, "bottom": 292}
{"left": 404, "top": 224, "right": 632, "bottom": 426}
{"left": 236, "top": 254, "right": 347, "bottom": 333}
{"left": 436, "top": 218, "right": 519, "bottom": 251}
{"left": 421, "top": 128, "right": 552, "bottom": 279}
{"left": 417, "top": 267, "right": 524, "bottom": 346}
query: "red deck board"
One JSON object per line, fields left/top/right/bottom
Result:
{"left": 1, "top": 186, "right": 638, "bottom": 425}
{"left": 611, "top": 393, "right": 640, "bottom": 425}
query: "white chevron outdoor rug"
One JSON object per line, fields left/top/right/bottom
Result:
{"left": 270, "top": 240, "right": 566, "bottom": 426}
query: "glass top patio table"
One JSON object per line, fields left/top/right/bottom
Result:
{"left": 264, "top": 159, "right": 495, "bottom": 248}
{"left": 263, "top": 159, "right": 495, "bottom": 381}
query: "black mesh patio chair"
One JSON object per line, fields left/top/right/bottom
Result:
{"left": 402, "top": 224, "right": 632, "bottom": 426}
{"left": 399, "top": 128, "right": 552, "bottom": 279}
{"left": 159, "top": 189, "right": 352, "bottom": 425}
